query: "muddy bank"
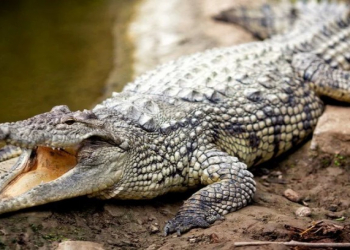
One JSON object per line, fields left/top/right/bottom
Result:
{"left": 129, "top": 0, "right": 257, "bottom": 76}
{"left": 1, "top": 140, "right": 349, "bottom": 250}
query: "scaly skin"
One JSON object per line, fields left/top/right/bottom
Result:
{"left": 1, "top": 1, "right": 350, "bottom": 235}
{"left": 0, "top": 145, "right": 21, "bottom": 162}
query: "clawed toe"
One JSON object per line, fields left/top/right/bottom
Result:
{"left": 163, "top": 216, "right": 211, "bottom": 236}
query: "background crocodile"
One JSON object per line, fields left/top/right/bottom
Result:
{"left": 1, "top": 0, "right": 350, "bottom": 236}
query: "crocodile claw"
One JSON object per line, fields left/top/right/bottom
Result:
{"left": 163, "top": 216, "right": 211, "bottom": 236}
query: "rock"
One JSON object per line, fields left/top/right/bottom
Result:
{"left": 283, "top": 189, "right": 301, "bottom": 203}
{"left": 270, "top": 171, "right": 282, "bottom": 177}
{"left": 328, "top": 204, "right": 338, "bottom": 212}
{"left": 260, "top": 168, "right": 270, "bottom": 175}
{"left": 303, "top": 196, "right": 311, "bottom": 202}
{"left": 326, "top": 211, "right": 345, "bottom": 219}
{"left": 146, "top": 244, "right": 158, "bottom": 250}
{"left": 295, "top": 206, "right": 311, "bottom": 217}
{"left": 149, "top": 224, "right": 159, "bottom": 234}
{"left": 327, "top": 167, "right": 344, "bottom": 177}
{"left": 56, "top": 241, "right": 104, "bottom": 250}
{"left": 262, "top": 181, "right": 270, "bottom": 187}
{"left": 104, "top": 204, "right": 126, "bottom": 217}
{"left": 302, "top": 200, "right": 309, "bottom": 206}
{"left": 311, "top": 106, "right": 350, "bottom": 156}
{"left": 188, "top": 238, "right": 197, "bottom": 243}
{"left": 210, "top": 233, "right": 220, "bottom": 243}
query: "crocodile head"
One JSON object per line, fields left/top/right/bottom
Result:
{"left": 0, "top": 105, "right": 130, "bottom": 214}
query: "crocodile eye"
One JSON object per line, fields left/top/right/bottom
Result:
{"left": 64, "top": 119, "right": 75, "bottom": 125}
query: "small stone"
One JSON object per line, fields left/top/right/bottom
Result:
{"left": 311, "top": 106, "right": 350, "bottom": 155}
{"left": 328, "top": 204, "right": 338, "bottom": 212}
{"left": 262, "top": 181, "right": 270, "bottom": 187}
{"left": 271, "top": 171, "right": 282, "bottom": 177}
{"left": 327, "top": 167, "right": 344, "bottom": 177}
{"left": 148, "top": 215, "right": 156, "bottom": 221}
{"left": 210, "top": 233, "right": 220, "bottom": 243}
{"left": 57, "top": 241, "right": 104, "bottom": 250}
{"left": 283, "top": 188, "right": 301, "bottom": 203}
{"left": 326, "top": 211, "right": 345, "bottom": 219}
{"left": 260, "top": 168, "right": 270, "bottom": 175}
{"left": 189, "top": 238, "right": 196, "bottom": 243}
{"left": 104, "top": 204, "right": 126, "bottom": 217}
{"left": 159, "top": 209, "right": 171, "bottom": 216}
{"left": 304, "top": 196, "right": 311, "bottom": 202}
{"left": 149, "top": 224, "right": 159, "bottom": 234}
{"left": 146, "top": 244, "right": 158, "bottom": 250}
{"left": 302, "top": 200, "right": 309, "bottom": 206}
{"left": 295, "top": 206, "right": 311, "bottom": 217}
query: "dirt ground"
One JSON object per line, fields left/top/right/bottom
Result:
{"left": 1, "top": 1, "right": 350, "bottom": 249}
{"left": 0, "top": 141, "right": 349, "bottom": 250}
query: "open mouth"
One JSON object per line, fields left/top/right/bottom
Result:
{"left": 0, "top": 146, "right": 78, "bottom": 199}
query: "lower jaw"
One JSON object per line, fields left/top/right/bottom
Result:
{"left": 0, "top": 146, "right": 77, "bottom": 199}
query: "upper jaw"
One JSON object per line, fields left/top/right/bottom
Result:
{"left": 0, "top": 108, "right": 127, "bottom": 214}
{"left": 0, "top": 107, "right": 105, "bottom": 150}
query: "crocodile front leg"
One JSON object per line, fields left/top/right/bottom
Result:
{"left": 164, "top": 150, "right": 256, "bottom": 235}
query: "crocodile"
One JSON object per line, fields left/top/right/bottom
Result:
{"left": 1, "top": 1, "right": 350, "bottom": 236}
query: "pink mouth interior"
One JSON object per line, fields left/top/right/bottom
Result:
{"left": 0, "top": 147, "right": 76, "bottom": 199}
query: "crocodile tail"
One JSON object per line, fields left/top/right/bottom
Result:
{"left": 214, "top": 1, "right": 297, "bottom": 40}
{"left": 284, "top": 1, "right": 350, "bottom": 69}
{"left": 293, "top": 1, "right": 350, "bottom": 70}
{"left": 214, "top": 1, "right": 349, "bottom": 40}
{"left": 216, "top": 1, "right": 350, "bottom": 69}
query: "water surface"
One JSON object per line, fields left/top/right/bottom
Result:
{"left": 0, "top": 0, "right": 136, "bottom": 122}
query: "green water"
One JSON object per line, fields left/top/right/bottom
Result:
{"left": 0, "top": 0, "right": 136, "bottom": 122}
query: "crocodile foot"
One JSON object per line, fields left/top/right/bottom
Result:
{"left": 163, "top": 213, "right": 224, "bottom": 236}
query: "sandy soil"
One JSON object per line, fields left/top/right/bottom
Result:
{"left": 0, "top": 141, "right": 349, "bottom": 250}
{"left": 1, "top": 1, "right": 350, "bottom": 249}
